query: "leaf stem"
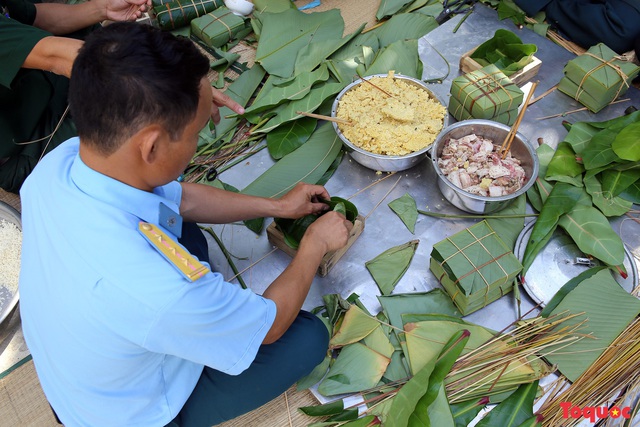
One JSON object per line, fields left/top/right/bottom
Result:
{"left": 417, "top": 209, "right": 538, "bottom": 219}
{"left": 200, "top": 226, "right": 248, "bottom": 289}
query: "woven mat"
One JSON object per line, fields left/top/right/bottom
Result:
{"left": 0, "top": 356, "right": 319, "bottom": 427}
{"left": 0, "top": 189, "right": 21, "bottom": 213}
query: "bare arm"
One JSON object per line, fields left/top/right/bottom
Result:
{"left": 261, "top": 212, "right": 352, "bottom": 344}
{"left": 33, "top": 0, "right": 150, "bottom": 35}
{"left": 180, "top": 181, "right": 352, "bottom": 344}
{"left": 22, "top": 36, "right": 83, "bottom": 78}
{"left": 179, "top": 182, "right": 330, "bottom": 224}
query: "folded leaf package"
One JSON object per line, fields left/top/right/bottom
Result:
{"left": 153, "top": 0, "right": 223, "bottom": 30}
{"left": 469, "top": 29, "right": 538, "bottom": 76}
{"left": 191, "top": 7, "right": 247, "bottom": 49}
{"left": 558, "top": 43, "right": 640, "bottom": 113}
{"left": 430, "top": 220, "right": 523, "bottom": 315}
{"left": 449, "top": 64, "right": 523, "bottom": 125}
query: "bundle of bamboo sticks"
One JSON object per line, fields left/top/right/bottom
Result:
{"left": 538, "top": 316, "right": 640, "bottom": 426}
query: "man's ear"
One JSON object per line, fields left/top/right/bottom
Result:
{"left": 136, "top": 125, "right": 167, "bottom": 165}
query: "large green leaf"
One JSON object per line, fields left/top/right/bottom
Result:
{"left": 403, "top": 317, "right": 495, "bottom": 375}
{"left": 366, "top": 240, "right": 419, "bottom": 295}
{"left": 294, "top": 24, "right": 366, "bottom": 76}
{"left": 526, "top": 144, "right": 555, "bottom": 211}
{"left": 386, "top": 330, "right": 469, "bottom": 427}
{"left": 582, "top": 127, "right": 623, "bottom": 170}
{"left": 601, "top": 168, "right": 640, "bottom": 197}
{"left": 317, "top": 343, "right": 390, "bottom": 396}
{"left": 297, "top": 353, "right": 331, "bottom": 390}
{"left": 244, "top": 65, "right": 330, "bottom": 115}
{"left": 583, "top": 173, "right": 632, "bottom": 217}
{"left": 620, "top": 180, "right": 640, "bottom": 203}
{"left": 241, "top": 123, "right": 342, "bottom": 198}
{"left": 543, "top": 269, "right": 640, "bottom": 381}
{"left": 266, "top": 117, "right": 317, "bottom": 159}
{"left": 563, "top": 121, "right": 599, "bottom": 155}
{"left": 539, "top": 266, "right": 606, "bottom": 318}
{"left": 365, "top": 39, "right": 422, "bottom": 78}
{"left": 254, "top": 8, "right": 344, "bottom": 78}
{"left": 388, "top": 193, "right": 418, "bottom": 234}
{"left": 558, "top": 205, "right": 626, "bottom": 267}
{"left": 475, "top": 381, "right": 538, "bottom": 427}
{"left": 329, "top": 305, "right": 380, "bottom": 349}
{"left": 408, "top": 330, "right": 467, "bottom": 427}
{"left": 612, "top": 121, "right": 640, "bottom": 161}
{"left": 330, "top": 32, "right": 380, "bottom": 62}
{"left": 522, "top": 183, "right": 588, "bottom": 273}
{"left": 299, "top": 399, "right": 344, "bottom": 417}
{"left": 486, "top": 194, "right": 526, "bottom": 250}
{"left": 376, "top": 0, "right": 414, "bottom": 19}
{"left": 450, "top": 398, "right": 488, "bottom": 427}
{"left": 363, "top": 325, "right": 395, "bottom": 359}
{"left": 214, "top": 64, "right": 266, "bottom": 139}
{"left": 378, "top": 290, "right": 461, "bottom": 340}
{"left": 255, "top": 82, "right": 345, "bottom": 134}
{"left": 369, "top": 13, "right": 438, "bottom": 48}
{"left": 545, "top": 141, "right": 584, "bottom": 181}
{"left": 423, "top": 384, "right": 455, "bottom": 427}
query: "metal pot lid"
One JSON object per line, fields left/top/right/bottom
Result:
{"left": 0, "top": 201, "right": 21, "bottom": 327}
{"left": 514, "top": 220, "right": 638, "bottom": 307}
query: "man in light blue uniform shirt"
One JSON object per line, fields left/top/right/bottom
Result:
{"left": 19, "top": 23, "right": 353, "bottom": 427}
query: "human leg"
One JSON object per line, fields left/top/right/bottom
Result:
{"left": 172, "top": 310, "right": 329, "bottom": 427}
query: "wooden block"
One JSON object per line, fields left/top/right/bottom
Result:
{"left": 266, "top": 215, "right": 365, "bottom": 277}
{"left": 459, "top": 47, "right": 542, "bottom": 87}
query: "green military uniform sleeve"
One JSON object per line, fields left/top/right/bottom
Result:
{"left": 0, "top": 15, "right": 50, "bottom": 88}
{"left": 0, "top": 16, "right": 76, "bottom": 193}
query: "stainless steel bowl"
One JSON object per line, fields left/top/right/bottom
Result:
{"left": 331, "top": 74, "right": 448, "bottom": 172}
{"left": 431, "top": 119, "right": 539, "bottom": 214}
{"left": 0, "top": 201, "right": 21, "bottom": 328}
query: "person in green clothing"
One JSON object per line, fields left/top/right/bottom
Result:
{"left": 0, "top": 0, "right": 151, "bottom": 193}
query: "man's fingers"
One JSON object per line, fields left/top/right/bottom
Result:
{"left": 211, "top": 88, "right": 244, "bottom": 115}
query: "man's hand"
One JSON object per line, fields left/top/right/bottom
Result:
{"left": 211, "top": 87, "right": 244, "bottom": 123}
{"left": 301, "top": 211, "right": 353, "bottom": 254}
{"left": 104, "top": 0, "right": 152, "bottom": 21}
{"left": 275, "top": 183, "right": 331, "bottom": 219}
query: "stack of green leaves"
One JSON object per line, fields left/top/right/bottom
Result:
{"left": 153, "top": 0, "right": 223, "bottom": 30}
{"left": 558, "top": 43, "right": 640, "bottom": 113}
{"left": 449, "top": 64, "right": 523, "bottom": 125}
{"left": 430, "top": 220, "right": 523, "bottom": 315}
{"left": 470, "top": 29, "right": 538, "bottom": 76}
{"left": 190, "top": 7, "right": 247, "bottom": 49}
{"left": 523, "top": 110, "right": 640, "bottom": 274}
{"left": 297, "top": 290, "right": 553, "bottom": 426}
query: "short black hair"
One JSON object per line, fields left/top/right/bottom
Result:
{"left": 69, "top": 22, "right": 210, "bottom": 155}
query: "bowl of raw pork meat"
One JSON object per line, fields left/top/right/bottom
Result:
{"left": 431, "top": 119, "right": 539, "bottom": 214}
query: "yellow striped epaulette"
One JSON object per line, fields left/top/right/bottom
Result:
{"left": 138, "top": 221, "right": 210, "bottom": 282}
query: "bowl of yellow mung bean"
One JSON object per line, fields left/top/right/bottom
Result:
{"left": 331, "top": 72, "right": 448, "bottom": 172}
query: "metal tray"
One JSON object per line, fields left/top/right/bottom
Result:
{"left": 514, "top": 220, "right": 638, "bottom": 306}
{"left": 0, "top": 201, "right": 21, "bottom": 327}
